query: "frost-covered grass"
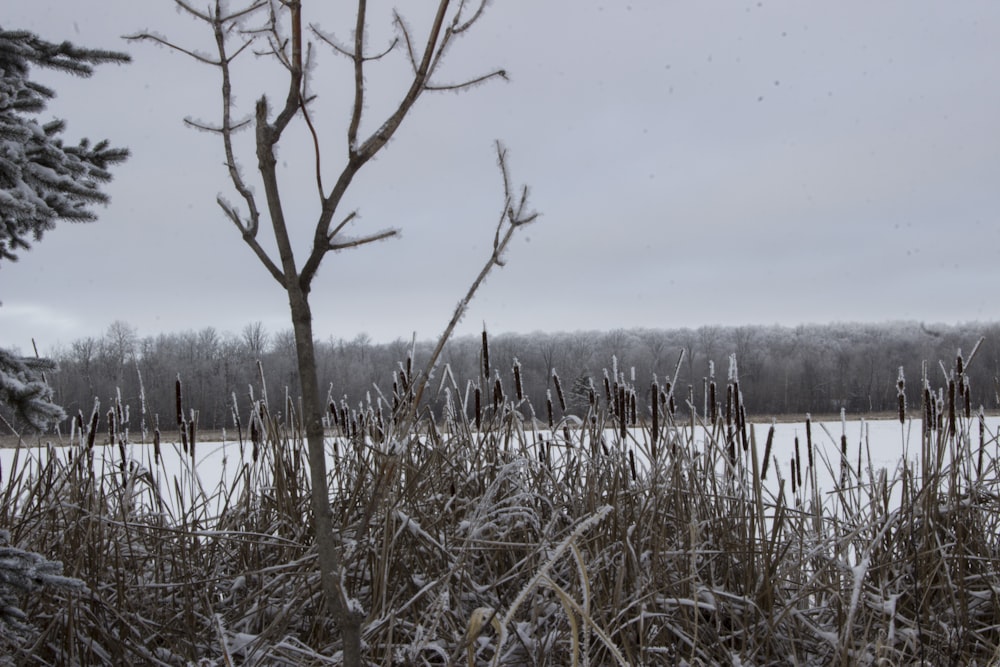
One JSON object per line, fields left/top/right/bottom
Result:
{"left": 2, "top": 348, "right": 1000, "bottom": 665}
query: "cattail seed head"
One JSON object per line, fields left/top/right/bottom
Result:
{"left": 493, "top": 375, "right": 503, "bottom": 411}
{"left": 481, "top": 328, "right": 490, "bottom": 380}
{"left": 552, "top": 370, "right": 566, "bottom": 412}
{"left": 761, "top": 423, "right": 775, "bottom": 480}
{"left": 948, "top": 378, "right": 957, "bottom": 436}
{"left": 175, "top": 375, "right": 184, "bottom": 428}
{"left": 805, "top": 414, "right": 813, "bottom": 470}
{"left": 474, "top": 386, "right": 482, "bottom": 430}
{"left": 513, "top": 359, "right": 523, "bottom": 402}
{"left": 709, "top": 381, "right": 717, "bottom": 423}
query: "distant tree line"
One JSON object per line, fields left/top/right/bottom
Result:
{"left": 5, "top": 320, "right": 997, "bottom": 437}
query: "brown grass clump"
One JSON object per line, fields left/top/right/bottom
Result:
{"left": 1, "top": 343, "right": 999, "bottom": 665}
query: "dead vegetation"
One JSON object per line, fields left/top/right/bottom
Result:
{"left": 2, "top": 339, "right": 999, "bottom": 665}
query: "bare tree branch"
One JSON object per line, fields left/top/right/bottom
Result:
{"left": 393, "top": 11, "right": 420, "bottom": 73}
{"left": 217, "top": 197, "right": 285, "bottom": 283}
{"left": 328, "top": 228, "right": 399, "bottom": 252}
{"left": 123, "top": 31, "right": 220, "bottom": 65}
{"left": 328, "top": 211, "right": 359, "bottom": 239}
{"left": 183, "top": 116, "right": 252, "bottom": 133}
{"left": 348, "top": 0, "right": 367, "bottom": 153}
{"left": 269, "top": 0, "right": 303, "bottom": 135}
{"left": 411, "top": 141, "right": 536, "bottom": 411}
{"left": 425, "top": 68, "right": 507, "bottom": 91}
{"left": 450, "top": 0, "right": 491, "bottom": 35}
{"left": 310, "top": 23, "right": 398, "bottom": 61}
{"left": 353, "top": 0, "right": 451, "bottom": 162}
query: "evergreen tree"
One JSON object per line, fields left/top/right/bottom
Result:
{"left": 0, "top": 529, "right": 84, "bottom": 659}
{"left": 0, "top": 28, "right": 129, "bottom": 431}
{"left": 0, "top": 348, "right": 62, "bottom": 431}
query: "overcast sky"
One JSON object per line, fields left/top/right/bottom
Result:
{"left": 3, "top": 2, "right": 999, "bottom": 354}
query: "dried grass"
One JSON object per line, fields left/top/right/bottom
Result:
{"left": 2, "top": 344, "right": 1000, "bottom": 665}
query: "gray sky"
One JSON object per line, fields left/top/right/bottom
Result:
{"left": 3, "top": 2, "right": 999, "bottom": 354}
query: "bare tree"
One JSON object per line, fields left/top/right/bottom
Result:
{"left": 240, "top": 321, "right": 269, "bottom": 358}
{"left": 129, "top": 2, "right": 535, "bottom": 662}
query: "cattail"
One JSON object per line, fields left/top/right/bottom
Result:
{"left": 493, "top": 376, "right": 504, "bottom": 411}
{"left": 923, "top": 385, "right": 934, "bottom": 432}
{"left": 107, "top": 408, "right": 116, "bottom": 448}
{"left": 603, "top": 370, "right": 613, "bottom": 405}
{"left": 111, "top": 408, "right": 123, "bottom": 470}
{"left": 175, "top": 375, "right": 184, "bottom": 428}
{"left": 725, "top": 384, "right": 733, "bottom": 428}
{"left": 629, "top": 389, "right": 637, "bottom": 426}
{"left": 628, "top": 448, "right": 637, "bottom": 481}
{"left": 188, "top": 408, "right": 197, "bottom": 461}
{"left": 339, "top": 399, "right": 349, "bottom": 433}
{"left": 552, "top": 370, "right": 566, "bottom": 412}
{"left": 618, "top": 385, "right": 627, "bottom": 440}
{"left": 513, "top": 359, "right": 523, "bottom": 402}
{"left": 840, "top": 433, "right": 849, "bottom": 487}
{"left": 805, "top": 414, "right": 813, "bottom": 471}
{"left": 87, "top": 402, "right": 99, "bottom": 451}
{"left": 761, "top": 423, "right": 775, "bottom": 480}
{"left": 897, "top": 367, "right": 906, "bottom": 424}
{"left": 546, "top": 391, "right": 554, "bottom": 429}
{"left": 740, "top": 405, "right": 749, "bottom": 452}
{"left": 956, "top": 351, "right": 965, "bottom": 394}
{"left": 481, "top": 328, "right": 490, "bottom": 380}
{"left": 790, "top": 457, "right": 797, "bottom": 495}
{"left": 475, "top": 386, "right": 482, "bottom": 430}
{"left": 948, "top": 378, "right": 957, "bottom": 437}
{"left": 709, "top": 380, "right": 718, "bottom": 424}
{"left": 153, "top": 428, "right": 161, "bottom": 465}
{"left": 978, "top": 407, "right": 986, "bottom": 478}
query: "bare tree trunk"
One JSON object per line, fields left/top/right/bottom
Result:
{"left": 288, "top": 287, "right": 364, "bottom": 664}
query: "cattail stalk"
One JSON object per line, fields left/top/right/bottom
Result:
{"left": 794, "top": 436, "right": 802, "bottom": 490}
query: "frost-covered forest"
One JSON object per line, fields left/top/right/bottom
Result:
{"left": 16, "top": 319, "right": 1000, "bottom": 436}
